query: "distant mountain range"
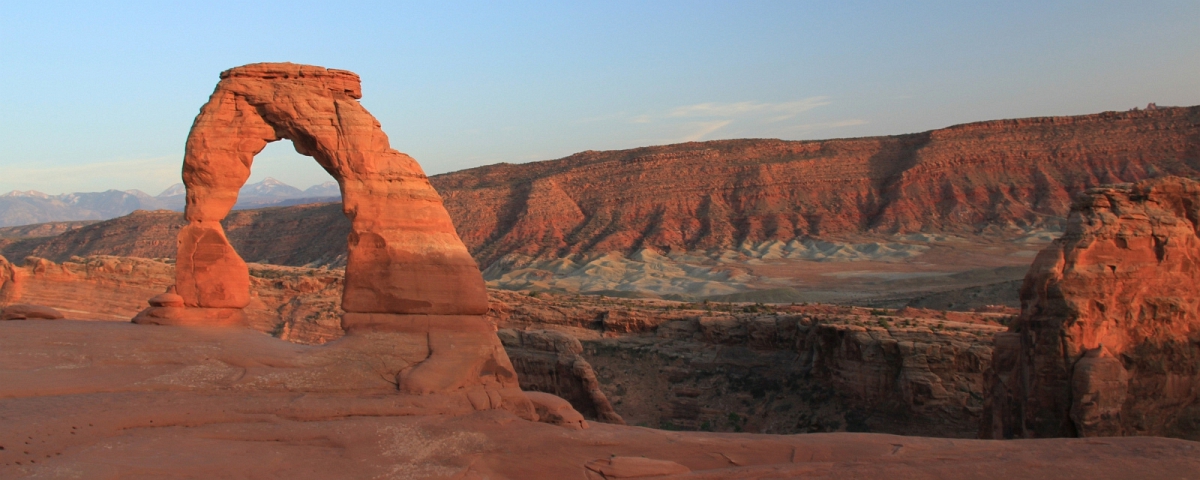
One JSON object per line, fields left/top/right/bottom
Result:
{"left": 0, "top": 178, "right": 340, "bottom": 227}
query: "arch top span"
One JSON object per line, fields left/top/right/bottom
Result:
{"left": 146, "top": 62, "right": 488, "bottom": 326}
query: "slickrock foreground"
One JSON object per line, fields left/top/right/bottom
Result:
{"left": 0, "top": 253, "right": 1007, "bottom": 435}
{"left": 2, "top": 320, "right": 1198, "bottom": 478}
{"left": 986, "top": 176, "right": 1200, "bottom": 439}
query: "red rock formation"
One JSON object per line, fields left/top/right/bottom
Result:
{"left": 8, "top": 108, "right": 1196, "bottom": 277}
{"left": 498, "top": 328, "right": 626, "bottom": 424}
{"left": 524, "top": 391, "right": 589, "bottom": 430}
{"left": 5, "top": 320, "right": 1199, "bottom": 478}
{"left": 0, "top": 304, "right": 64, "bottom": 320}
{"left": 487, "top": 290, "right": 1005, "bottom": 437}
{"left": 165, "top": 62, "right": 485, "bottom": 321}
{"left": 127, "top": 63, "right": 536, "bottom": 417}
{"left": 984, "top": 176, "right": 1200, "bottom": 439}
{"left": 11, "top": 205, "right": 350, "bottom": 267}
{"left": 0, "top": 255, "right": 347, "bottom": 339}
{"left": 433, "top": 107, "right": 1200, "bottom": 265}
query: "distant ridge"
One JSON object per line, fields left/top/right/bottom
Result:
{"left": 0, "top": 189, "right": 166, "bottom": 227}
{"left": 2, "top": 178, "right": 341, "bottom": 227}
{"left": 431, "top": 105, "right": 1200, "bottom": 265}
{"left": 4, "top": 106, "right": 1199, "bottom": 268}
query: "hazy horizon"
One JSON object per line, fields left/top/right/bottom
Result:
{"left": 3, "top": 1, "right": 1198, "bottom": 195}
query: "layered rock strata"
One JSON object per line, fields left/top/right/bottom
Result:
{"left": 2, "top": 254, "right": 1011, "bottom": 436}
{"left": 7, "top": 108, "right": 1197, "bottom": 277}
{"left": 487, "top": 290, "right": 1006, "bottom": 437}
{"left": 984, "top": 176, "right": 1200, "bottom": 440}
{"left": 498, "top": 328, "right": 625, "bottom": 424}
{"left": 435, "top": 107, "right": 1200, "bottom": 266}
{"left": 5, "top": 320, "right": 1198, "bottom": 478}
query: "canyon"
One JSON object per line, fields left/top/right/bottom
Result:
{"left": 2, "top": 60, "right": 1199, "bottom": 476}
{"left": 3, "top": 249, "right": 1200, "bottom": 476}
{"left": 6, "top": 320, "right": 1196, "bottom": 478}
{"left": 6, "top": 106, "right": 1199, "bottom": 307}
{"left": 0, "top": 253, "right": 1005, "bottom": 436}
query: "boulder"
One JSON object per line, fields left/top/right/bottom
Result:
{"left": 1, "top": 304, "right": 64, "bottom": 320}
{"left": 526, "top": 391, "right": 588, "bottom": 430}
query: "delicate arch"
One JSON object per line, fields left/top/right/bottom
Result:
{"left": 174, "top": 63, "right": 486, "bottom": 321}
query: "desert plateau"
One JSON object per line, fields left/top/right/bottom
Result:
{"left": 4, "top": 4, "right": 1200, "bottom": 479}
{"left": 0, "top": 62, "right": 1198, "bottom": 478}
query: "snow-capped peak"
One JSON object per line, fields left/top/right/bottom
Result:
{"left": 157, "top": 183, "right": 186, "bottom": 197}
{"left": 2, "top": 190, "right": 51, "bottom": 199}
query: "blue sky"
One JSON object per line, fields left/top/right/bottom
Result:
{"left": 2, "top": 1, "right": 1197, "bottom": 195}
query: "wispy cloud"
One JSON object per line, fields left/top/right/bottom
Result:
{"left": 665, "top": 97, "right": 831, "bottom": 121}
{"left": 782, "top": 119, "right": 869, "bottom": 134}
{"left": 678, "top": 120, "right": 733, "bottom": 142}
{"left": 585, "top": 96, "right": 867, "bottom": 145}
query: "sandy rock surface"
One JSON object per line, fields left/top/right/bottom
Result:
{"left": 2, "top": 320, "right": 1198, "bottom": 479}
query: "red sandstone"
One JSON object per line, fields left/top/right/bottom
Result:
{"left": 985, "top": 176, "right": 1200, "bottom": 439}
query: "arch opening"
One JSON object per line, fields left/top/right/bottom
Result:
{"left": 233, "top": 139, "right": 343, "bottom": 209}
{"left": 131, "top": 62, "right": 531, "bottom": 406}
{"left": 135, "top": 62, "right": 488, "bottom": 328}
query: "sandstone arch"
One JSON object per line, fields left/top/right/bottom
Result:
{"left": 161, "top": 63, "right": 486, "bottom": 325}
{"left": 134, "top": 63, "right": 518, "bottom": 397}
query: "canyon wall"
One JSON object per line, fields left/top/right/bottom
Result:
{"left": 0, "top": 255, "right": 1008, "bottom": 436}
{"left": 10, "top": 205, "right": 349, "bottom": 267}
{"left": 984, "top": 176, "right": 1200, "bottom": 440}
{"left": 435, "top": 106, "right": 1200, "bottom": 265}
{"left": 5, "top": 107, "right": 1198, "bottom": 273}
{"left": 487, "top": 290, "right": 1007, "bottom": 437}
{"left": 0, "top": 255, "right": 345, "bottom": 344}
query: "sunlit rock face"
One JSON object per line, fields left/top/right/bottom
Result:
{"left": 131, "top": 63, "right": 529, "bottom": 409}
{"left": 984, "top": 176, "right": 1200, "bottom": 440}
{"left": 171, "top": 62, "right": 486, "bottom": 317}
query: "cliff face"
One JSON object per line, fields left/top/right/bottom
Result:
{"left": 0, "top": 255, "right": 345, "bottom": 344}
{"left": 3, "top": 107, "right": 1198, "bottom": 304}
{"left": 0, "top": 253, "right": 1022, "bottom": 437}
{"left": 486, "top": 290, "right": 1007, "bottom": 437}
{"left": 7, "top": 107, "right": 1197, "bottom": 275}
{"left": 984, "top": 176, "right": 1200, "bottom": 440}
{"left": 496, "top": 328, "right": 625, "bottom": 425}
{"left": 433, "top": 107, "right": 1200, "bottom": 265}
{"left": 11, "top": 204, "right": 351, "bottom": 267}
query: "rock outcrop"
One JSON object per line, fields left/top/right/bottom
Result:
{"left": 498, "top": 328, "right": 625, "bottom": 424}
{"left": 984, "top": 176, "right": 1200, "bottom": 440}
{"left": 161, "top": 62, "right": 484, "bottom": 321}
{"left": 130, "top": 63, "right": 532, "bottom": 412}
{"left": 0, "top": 254, "right": 347, "bottom": 341}
{"left": 6, "top": 319, "right": 1198, "bottom": 478}
{"left": 1, "top": 254, "right": 1010, "bottom": 436}
{"left": 0, "top": 304, "right": 64, "bottom": 320}
{"left": 487, "top": 290, "right": 1006, "bottom": 437}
